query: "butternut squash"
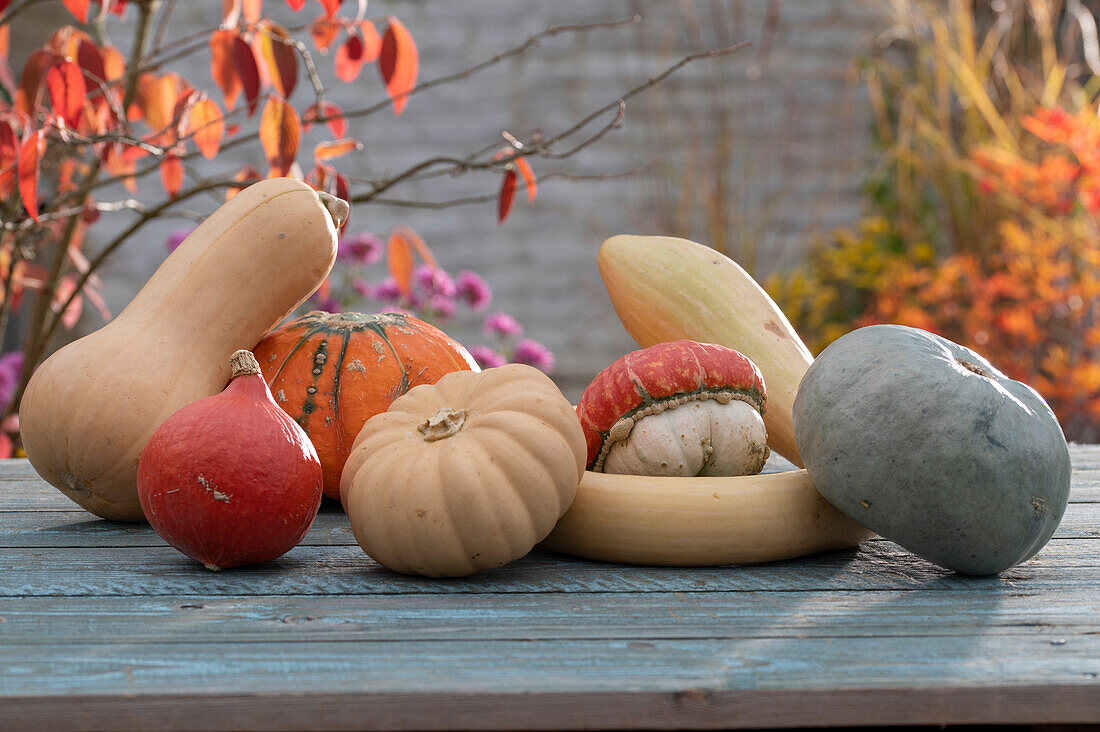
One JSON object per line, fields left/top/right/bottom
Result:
{"left": 598, "top": 234, "right": 813, "bottom": 466}
{"left": 20, "top": 178, "right": 346, "bottom": 521}
{"left": 542, "top": 468, "right": 874, "bottom": 566}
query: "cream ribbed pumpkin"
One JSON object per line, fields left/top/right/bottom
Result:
{"left": 339, "top": 364, "right": 585, "bottom": 577}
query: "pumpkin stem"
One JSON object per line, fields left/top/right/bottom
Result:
{"left": 419, "top": 407, "right": 467, "bottom": 442}
{"left": 230, "top": 350, "right": 262, "bottom": 378}
{"left": 318, "top": 192, "right": 350, "bottom": 229}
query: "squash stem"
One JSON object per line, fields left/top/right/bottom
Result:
{"left": 418, "top": 408, "right": 467, "bottom": 441}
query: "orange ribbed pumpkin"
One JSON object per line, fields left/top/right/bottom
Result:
{"left": 253, "top": 311, "right": 478, "bottom": 498}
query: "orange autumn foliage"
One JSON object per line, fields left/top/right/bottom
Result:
{"left": 859, "top": 107, "right": 1100, "bottom": 440}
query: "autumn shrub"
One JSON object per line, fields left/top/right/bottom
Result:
{"left": 771, "top": 0, "right": 1100, "bottom": 440}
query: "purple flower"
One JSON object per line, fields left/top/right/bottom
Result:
{"left": 469, "top": 345, "right": 506, "bottom": 369}
{"left": 483, "top": 311, "right": 523, "bottom": 338}
{"left": 511, "top": 339, "right": 555, "bottom": 374}
{"left": 414, "top": 264, "right": 457, "bottom": 298}
{"left": 456, "top": 270, "right": 491, "bottom": 310}
{"left": 337, "top": 233, "right": 383, "bottom": 265}
{"left": 0, "top": 352, "right": 24, "bottom": 410}
{"left": 373, "top": 278, "right": 404, "bottom": 302}
{"left": 165, "top": 228, "right": 194, "bottom": 253}
{"left": 312, "top": 296, "right": 340, "bottom": 313}
{"left": 428, "top": 293, "right": 456, "bottom": 320}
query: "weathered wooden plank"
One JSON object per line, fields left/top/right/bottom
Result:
{"left": 2, "top": 635, "right": 1098, "bottom": 699}
{"left": 0, "top": 507, "right": 355, "bottom": 548}
{"left": 1, "top": 590, "right": 1097, "bottom": 644}
{"left": 1, "top": 540, "right": 1094, "bottom": 598}
{"left": 3, "top": 503, "right": 1094, "bottom": 549}
{"left": 7, "top": 684, "right": 1100, "bottom": 732}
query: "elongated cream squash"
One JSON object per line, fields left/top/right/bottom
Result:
{"left": 598, "top": 235, "right": 813, "bottom": 466}
{"left": 20, "top": 178, "right": 346, "bottom": 522}
{"left": 542, "top": 469, "right": 873, "bottom": 566}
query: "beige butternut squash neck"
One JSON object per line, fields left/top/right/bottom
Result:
{"left": 19, "top": 178, "right": 341, "bottom": 522}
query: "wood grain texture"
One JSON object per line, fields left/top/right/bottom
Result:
{"left": 0, "top": 450, "right": 1097, "bottom": 731}
{"left": 1, "top": 590, "right": 1098, "bottom": 644}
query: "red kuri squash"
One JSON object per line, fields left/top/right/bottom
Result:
{"left": 253, "top": 311, "right": 478, "bottom": 497}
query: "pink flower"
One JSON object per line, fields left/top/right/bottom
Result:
{"left": 512, "top": 339, "right": 555, "bottom": 373}
{"left": 338, "top": 233, "right": 383, "bottom": 265}
{"left": 469, "top": 345, "right": 506, "bottom": 369}
{"left": 0, "top": 352, "right": 22, "bottom": 411}
{"left": 429, "top": 293, "right": 456, "bottom": 319}
{"left": 352, "top": 279, "right": 373, "bottom": 298}
{"left": 456, "top": 270, "right": 491, "bottom": 310}
{"left": 483, "top": 311, "right": 523, "bottom": 338}
{"left": 414, "top": 264, "right": 457, "bottom": 298}
{"left": 165, "top": 228, "right": 194, "bottom": 253}
{"left": 373, "top": 278, "right": 404, "bottom": 302}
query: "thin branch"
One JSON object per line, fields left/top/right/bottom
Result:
{"left": 364, "top": 164, "right": 657, "bottom": 209}
{"left": 349, "top": 42, "right": 750, "bottom": 204}
{"left": 152, "top": 0, "right": 178, "bottom": 55}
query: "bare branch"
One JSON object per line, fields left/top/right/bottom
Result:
{"left": 362, "top": 164, "right": 658, "bottom": 209}
{"left": 348, "top": 42, "right": 750, "bottom": 204}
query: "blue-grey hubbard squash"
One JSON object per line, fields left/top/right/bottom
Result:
{"left": 793, "top": 324, "right": 1071, "bottom": 575}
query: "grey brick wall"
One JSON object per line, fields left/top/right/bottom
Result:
{"left": 13, "top": 0, "right": 881, "bottom": 398}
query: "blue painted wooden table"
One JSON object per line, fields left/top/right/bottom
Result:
{"left": 1, "top": 450, "right": 1098, "bottom": 731}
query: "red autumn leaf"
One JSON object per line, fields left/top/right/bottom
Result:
{"left": 131, "top": 73, "right": 179, "bottom": 134}
{"left": 209, "top": 29, "right": 241, "bottom": 109}
{"left": 109, "top": 0, "right": 126, "bottom": 17}
{"left": 317, "top": 0, "right": 340, "bottom": 19}
{"left": 17, "top": 129, "right": 45, "bottom": 222}
{"left": 387, "top": 230, "right": 414, "bottom": 297}
{"left": 232, "top": 34, "right": 261, "bottom": 116}
{"left": 0, "top": 120, "right": 16, "bottom": 197}
{"left": 0, "top": 24, "right": 10, "bottom": 62}
{"left": 513, "top": 156, "right": 537, "bottom": 202}
{"left": 103, "top": 143, "right": 133, "bottom": 192}
{"left": 394, "top": 224, "right": 436, "bottom": 267}
{"left": 359, "top": 20, "right": 381, "bottom": 63}
{"left": 313, "top": 137, "right": 360, "bottom": 163}
{"left": 334, "top": 33, "right": 364, "bottom": 82}
{"left": 379, "top": 17, "right": 417, "bottom": 116}
{"left": 0, "top": 1, "right": 10, "bottom": 14}
{"left": 15, "top": 49, "right": 59, "bottom": 115}
{"left": 286, "top": 0, "right": 306, "bottom": 9}
{"left": 259, "top": 96, "right": 300, "bottom": 175}
{"left": 497, "top": 169, "right": 516, "bottom": 224}
{"left": 100, "top": 44, "right": 125, "bottom": 81}
{"left": 227, "top": 164, "right": 261, "bottom": 200}
{"left": 46, "top": 60, "right": 85, "bottom": 129}
{"left": 170, "top": 88, "right": 197, "bottom": 141}
{"left": 62, "top": 0, "right": 91, "bottom": 23}
{"left": 255, "top": 20, "right": 297, "bottom": 98}
{"left": 188, "top": 97, "right": 224, "bottom": 159}
{"left": 46, "top": 26, "right": 92, "bottom": 58}
{"left": 160, "top": 153, "right": 183, "bottom": 197}
{"left": 310, "top": 16, "right": 342, "bottom": 53}
{"left": 54, "top": 275, "right": 83, "bottom": 331}
{"left": 302, "top": 101, "right": 346, "bottom": 137}
{"left": 76, "top": 40, "right": 107, "bottom": 108}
